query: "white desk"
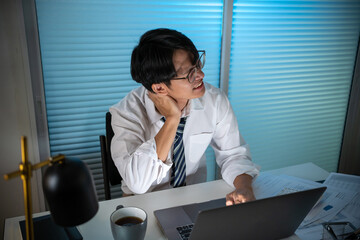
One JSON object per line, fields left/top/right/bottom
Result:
{"left": 4, "top": 162, "right": 329, "bottom": 240}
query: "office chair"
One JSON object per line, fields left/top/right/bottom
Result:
{"left": 99, "top": 112, "right": 122, "bottom": 200}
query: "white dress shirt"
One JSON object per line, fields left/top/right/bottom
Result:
{"left": 110, "top": 82, "right": 260, "bottom": 194}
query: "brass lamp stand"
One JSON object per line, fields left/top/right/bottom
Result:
{"left": 4, "top": 136, "right": 65, "bottom": 240}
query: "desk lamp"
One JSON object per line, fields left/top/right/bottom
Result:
{"left": 4, "top": 136, "right": 99, "bottom": 240}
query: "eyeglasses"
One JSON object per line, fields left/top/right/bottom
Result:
{"left": 173, "top": 50, "right": 206, "bottom": 83}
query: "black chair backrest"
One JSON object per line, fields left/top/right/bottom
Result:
{"left": 100, "top": 112, "right": 122, "bottom": 200}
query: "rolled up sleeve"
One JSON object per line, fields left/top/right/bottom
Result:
{"left": 110, "top": 107, "right": 172, "bottom": 194}
{"left": 211, "top": 91, "right": 260, "bottom": 187}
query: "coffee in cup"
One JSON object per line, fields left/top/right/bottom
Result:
{"left": 110, "top": 205, "right": 147, "bottom": 240}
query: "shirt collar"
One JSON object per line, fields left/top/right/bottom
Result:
{"left": 190, "top": 97, "right": 204, "bottom": 111}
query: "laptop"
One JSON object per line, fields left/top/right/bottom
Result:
{"left": 154, "top": 187, "right": 326, "bottom": 240}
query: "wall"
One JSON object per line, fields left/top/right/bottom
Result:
{"left": 339, "top": 40, "right": 360, "bottom": 176}
{"left": 0, "top": 0, "right": 44, "bottom": 238}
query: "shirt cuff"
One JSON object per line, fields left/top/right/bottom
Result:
{"left": 146, "top": 138, "right": 172, "bottom": 184}
{"left": 223, "top": 161, "right": 260, "bottom": 188}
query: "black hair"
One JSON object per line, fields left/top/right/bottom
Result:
{"left": 131, "top": 28, "right": 198, "bottom": 92}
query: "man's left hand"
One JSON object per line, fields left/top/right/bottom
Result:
{"left": 225, "top": 174, "right": 255, "bottom": 206}
{"left": 225, "top": 186, "right": 255, "bottom": 206}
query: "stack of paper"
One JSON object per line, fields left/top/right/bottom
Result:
{"left": 252, "top": 172, "right": 360, "bottom": 240}
{"left": 253, "top": 173, "right": 324, "bottom": 200}
{"left": 295, "top": 173, "right": 360, "bottom": 240}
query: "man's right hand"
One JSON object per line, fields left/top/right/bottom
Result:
{"left": 148, "top": 92, "right": 181, "bottom": 120}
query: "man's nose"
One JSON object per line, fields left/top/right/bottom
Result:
{"left": 195, "top": 68, "right": 205, "bottom": 81}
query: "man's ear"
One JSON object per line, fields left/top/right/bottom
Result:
{"left": 151, "top": 83, "right": 168, "bottom": 95}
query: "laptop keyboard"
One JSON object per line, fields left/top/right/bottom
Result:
{"left": 176, "top": 224, "right": 194, "bottom": 240}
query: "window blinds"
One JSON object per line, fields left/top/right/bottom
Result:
{"left": 228, "top": 0, "right": 360, "bottom": 172}
{"left": 35, "top": 0, "right": 223, "bottom": 200}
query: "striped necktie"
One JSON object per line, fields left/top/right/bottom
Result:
{"left": 161, "top": 117, "right": 187, "bottom": 187}
{"left": 171, "top": 117, "right": 187, "bottom": 187}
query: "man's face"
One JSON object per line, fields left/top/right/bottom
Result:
{"left": 165, "top": 49, "right": 206, "bottom": 102}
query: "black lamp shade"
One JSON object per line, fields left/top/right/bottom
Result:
{"left": 42, "top": 157, "right": 99, "bottom": 227}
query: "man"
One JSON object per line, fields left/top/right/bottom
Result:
{"left": 110, "top": 28, "right": 260, "bottom": 205}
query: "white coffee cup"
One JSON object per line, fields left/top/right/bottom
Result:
{"left": 110, "top": 205, "right": 147, "bottom": 240}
